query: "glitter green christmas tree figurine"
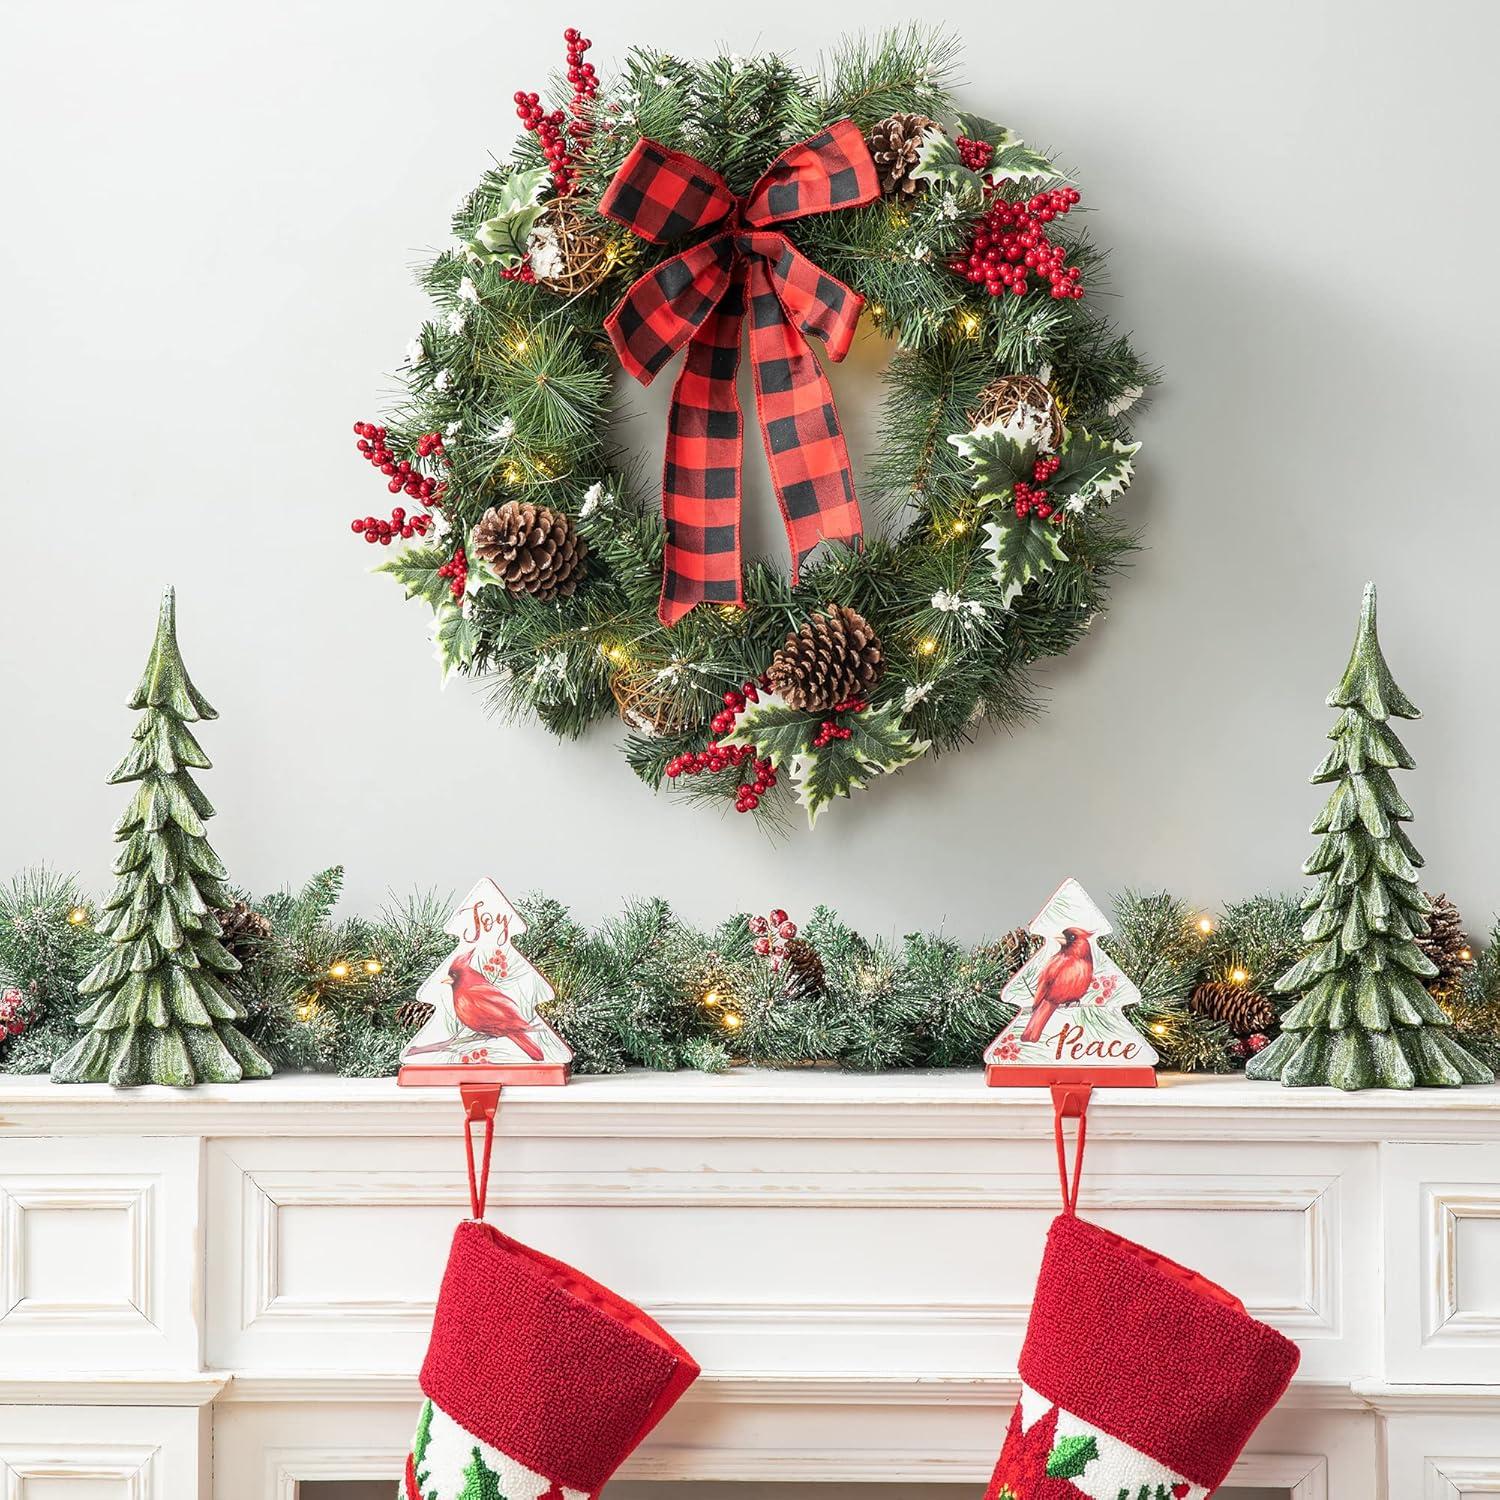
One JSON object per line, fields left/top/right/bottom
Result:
{"left": 52, "top": 589, "right": 273, "bottom": 1087}
{"left": 1247, "top": 583, "right": 1493, "bottom": 1091}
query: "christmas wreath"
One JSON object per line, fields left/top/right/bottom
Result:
{"left": 350, "top": 28, "right": 1153, "bottom": 826}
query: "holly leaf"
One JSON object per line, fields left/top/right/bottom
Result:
{"left": 912, "top": 129, "right": 986, "bottom": 210}
{"left": 949, "top": 115, "right": 1070, "bottom": 185}
{"left": 983, "top": 513, "right": 1069, "bottom": 608}
{"left": 989, "top": 142, "right": 1072, "bottom": 186}
{"left": 466, "top": 166, "right": 549, "bottom": 268}
{"left": 1049, "top": 428, "right": 1141, "bottom": 512}
{"left": 1045, "top": 1434, "right": 1100, "bottom": 1480}
{"left": 720, "top": 694, "right": 823, "bottom": 769}
{"left": 953, "top": 113, "right": 1018, "bottom": 151}
{"left": 948, "top": 424, "right": 1043, "bottom": 503}
{"left": 376, "top": 541, "right": 452, "bottom": 611}
{"left": 792, "top": 701, "right": 929, "bottom": 828}
{"left": 431, "top": 601, "right": 480, "bottom": 685}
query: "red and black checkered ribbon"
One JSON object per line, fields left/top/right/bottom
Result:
{"left": 600, "top": 122, "right": 879, "bottom": 626}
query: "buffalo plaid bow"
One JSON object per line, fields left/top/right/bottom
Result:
{"left": 600, "top": 122, "right": 880, "bottom": 626}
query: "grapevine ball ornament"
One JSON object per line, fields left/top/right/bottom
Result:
{"left": 349, "top": 28, "right": 1153, "bottom": 826}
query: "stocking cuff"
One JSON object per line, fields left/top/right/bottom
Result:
{"left": 417, "top": 1221, "right": 699, "bottom": 1496}
{"left": 1018, "top": 1212, "right": 1300, "bottom": 1490}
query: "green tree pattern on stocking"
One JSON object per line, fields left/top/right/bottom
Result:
{"left": 1247, "top": 583, "right": 1493, "bottom": 1091}
{"left": 458, "top": 1447, "right": 505, "bottom": 1500}
{"left": 50, "top": 589, "right": 273, "bottom": 1087}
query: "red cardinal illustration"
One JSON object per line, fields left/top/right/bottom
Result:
{"left": 406, "top": 948, "right": 545, "bottom": 1060}
{"left": 1020, "top": 926, "right": 1096, "bottom": 1042}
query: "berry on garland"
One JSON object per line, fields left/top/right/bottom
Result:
{"left": 472, "top": 501, "right": 588, "bottom": 600}
{"left": 747, "top": 910, "right": 826, "bottom": 998}
{"left": 767, "top": 605, "right": 884, "bottom": 712}
{"left": 0, "top": 985, "right": 36, "bottom": 1045}
{"left": 865, "top": 112, "right": 935, "bottom": 197}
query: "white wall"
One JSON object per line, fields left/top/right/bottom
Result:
{"left": 4, "top": 0, "right": 1497, "bottom": 938}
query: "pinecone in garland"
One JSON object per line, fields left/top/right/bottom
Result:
{"left": 780, "top": 938, "right": 826, "bottom": 999}
{"left": 396, "top": 998, "right": 434, "bottom": 1031}
{"left": 1189, "top": 979, "right": 1279, "bottom": 1038}
{"left": 212, "top": 901, "right": 273, "bottom": 965}
{"left": 768, "top": 605, "right": 884, "bottom": 712}
{"left": 865, "top": 112, "right": 935, "bottom": 198}
{"left": 1418, "top": 892, "right": 1474, "bottom": 993}
{"left": 472, "top": 501, "right": 588, "bottom": 601}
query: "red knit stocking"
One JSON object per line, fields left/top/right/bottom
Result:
{"left": 405, "top": 1221, "right": 699, "bottom": 1500}
{"left": 984, "top": 1211, "right": 1301, "bottom": 1500}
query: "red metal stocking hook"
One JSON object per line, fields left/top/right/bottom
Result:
{"left": 460, "top": 1082, "right": 502, "bottom": 1221}
{"left": 1050, "top": 1082, "right": 1092, "bottom": 1216}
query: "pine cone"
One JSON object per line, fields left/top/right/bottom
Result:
{"left": 396, "top": 998, "right": 434, "bottom": 1031}
{"left": 472, "top": 501, "right": 588, "bottom": 601}
{"left": 212, "top": 901, "right": 272, "bottom": 964}
{"left": 1001, "top": 926, "right": 1041, "bottom": 975}
{"left": 1189, "top": 979, "right": 1278, "bottom": 1038}
{"left": 768, "top": 605, "right": 884, "bottom": 712}
{"left": 780, "top": 938, "right": 826, "bottom": 999}
{"left": 865, "top": 112, "right": 934, "bottom": 197}
{"left": 1419, "top": 893, "right": 1474, "bottom": 991}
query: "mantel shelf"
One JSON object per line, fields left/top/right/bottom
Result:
{"left": 1, "top": 1067, "right": 1496, "bottom": 1140}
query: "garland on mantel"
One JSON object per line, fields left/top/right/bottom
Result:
{"left": 3, "top": 867, "right": 1495, "bottom": 1080}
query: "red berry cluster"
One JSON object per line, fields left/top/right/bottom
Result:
{"left": 948, "top": 186, "right": 1084, "bottom": 300}
{"left": 349, "top": 421, "right": 446, "bottom": 545}
{"left": 459, "top": 1045, "right": 492, "bottom": 1064}
{"left": 352, "top": 507, "right": 433, "bottom": 546}
{"left": 665, "top": 682, "right": 778, "bottom": 813}
{"left": 352, "top": 422, "right": 444, "bottom": 502}
{"left": 811, "top": 697, "right": 868, "bottom": 748}
{"left": 1012, "top": 454, "right": 1064, "bottom": 523}
{"left": 0, "top": 987, "right": 30, "bottom": 1042}
{"left": 512, "top": 29, "right": 598, "bottom": 196}
{"left": 1231, "top": 1033, "right": 1270, "bottom": 1062}
{"left": 956, "top": 135, "right": 994, "bottom": 172}
{"left": 436, "top": 546, "right": 468, "bottom": 601}
{"left": 748, "top": 909, "right": 798, "bottom": 964}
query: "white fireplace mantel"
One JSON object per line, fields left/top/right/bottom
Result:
{"left": 0, "top": 1069, "right": 1497, "bottom": 1498}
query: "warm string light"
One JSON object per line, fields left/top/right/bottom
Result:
{"left": 701, "top": 989, "right": 722, "bottom": 1008}
{"left": 1460, "top": 947, "right": 1473, "bottom": 963}
{"left": 917, "top": 637, "right": 940, "bottom": 657}
{"left": 1229, "top": 967, "right": 1249, "bottom": 986}
{"left": 327, "top": 961, "right": 351, "bottom": 981}
{"left": 598, "top": 642, "right": 631, "bottom": 667}
{"left": 957, "top": 311, "right": 981, "bottom": 338}
{"left": 66, "top": 906, "right": 90, "bottom": 927}
{"left": 1196, "top": 916, "right": 1214, "bottom": 935}
{"left": 721, "top": 1011, "right": 743, "bottom": 1030}
{"left": 363, "top": 958, "right": 384, "bottom": 976}
{"left": 296, "top": 996, "right": 321, "bottom": 1023}
{"left": 1149, "top": 1021, "right": 1169, "bottom": 1038}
